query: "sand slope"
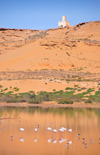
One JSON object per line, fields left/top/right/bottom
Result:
{"left": 0, "top": 21, "right": 100, "bottom": 73}
{"left": 0, "top": 21, "right": 100, "bottom": 94}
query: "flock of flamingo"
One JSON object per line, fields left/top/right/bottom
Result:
{"left": 19, "top": 125, "right": 72, "bottom": 146}
{"left": 1, "top": 117, "right": 100, "bottom": 150}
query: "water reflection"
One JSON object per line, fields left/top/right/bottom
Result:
{"left": 0, "top": 107, "right": 100, "bottom": 155}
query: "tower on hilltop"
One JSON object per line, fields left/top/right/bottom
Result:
{"left": 58, "top": 16, "right": 70, "bottom": 28}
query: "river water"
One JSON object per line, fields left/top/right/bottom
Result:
{"left": 0, "top": 107, "right": 100, "bottom": 155}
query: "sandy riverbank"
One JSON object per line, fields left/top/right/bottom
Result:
{"left": 0, "top": 102, "right": 100, "bottom": 108}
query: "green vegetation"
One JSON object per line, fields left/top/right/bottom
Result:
{"left": 83, "top": 79, "right": 91, "bottom": 82}
{"left": 66, "top": 79, "right": 70, "bottom": 81}
{"left": 58, "top": 98, "right": 73, "bottom": 104}
{"left": 13, "top": 87, "right": 19, "bottom": 92}
{"left": 0, "top": 85, "right": 3, "bottom": 88}
{"left": 65, "top": 87, "right": 73, "bottom": 90}
{"left": 0, "top": 86, "right": 100, "bottom": 104}
{"left": 78, "top": 89, "right": 81, "bottom": 91}
{"left": 74, "top": 84, "right": 78, "bottom": 87}
{"left": 78, "top": 77, "right": 81, "bottom": 81}
{"left": 85, "top": 99, "right": 92, "bottom": 104}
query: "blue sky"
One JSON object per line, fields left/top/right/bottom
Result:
{"left": 0, "top": 0, "right": 100, "bottom": 30}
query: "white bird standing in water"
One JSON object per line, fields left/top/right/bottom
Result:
{"left": 47, "top": 127, "right": 52, "bottom": 131}
{"left": 20, "top": 128, "right": 24, "bottom": 132}
{"left": 68, "top": 140, "right": 72, "bottom": 144}
{"left": 59, "top": 127, "right": 66, "bottom": 139}
{"left": 59, "top": 128, "right": 64, "bottom": 132}
{"left": 68, "top": 129, "right": 72, "bottom": 132}
{"left": 53, "top": 129, "right": 57, "bottom": 133}
{"left": 61, "top": 127, "right": 67, "bottom": 131}
{"left": 20, "top": 128, "right": 24, "bottom": 138}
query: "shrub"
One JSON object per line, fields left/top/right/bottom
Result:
{"left": 67, "top": 74, "right": 70, "bottom": 78}
{"left": 78, "top": 89, "right": 81, "bottom": 91}
{"left": 66, "top": 79, "right": 70, "bottom": 81}
{"left": 74, "top": 85, "right": 78, "bottom": 87}
{"left": 13, "top": 87, "right": 19, "bottom": 92}
{"left": 19, "top": 92, "right": 35, "bottom": 99}
{"left": 0, "top": 85, "right": 3, "bottom": 88}
{"left": 39, "top": 91, "right": 52, "bottom": 101}
{"left": 58, "top": 98, "right": 73, "bottom": 104}
{"left": 95, "top": 91, "right": 100, "bottom": 96}
{"left": 50, "top": 79, "right": 53, "bottom": 81}
{"left": 28, "top": 96, "right": 42, "bottom": 104}
{"left": 6, "top": 91, "right": 14, "bottom": 95}
{"left": 81, "top": 87, "right": 86, "bottom": 90}
{"left": 65, "top": 87, "right": 73, "bottom": 90}
{"left": 85, "top": 100, "right": 92, "bottom": 104}
{"left": 83, "top": 79, "right": 91, "bottom": 81}
{"left": 87, "top": 88, "right": 95, "bottom": 93}
{"left": 78, "top": 77, "right": 81, "bottom": 81}
{"left": 4, "top": 88, "right": 8, "bottom": 91}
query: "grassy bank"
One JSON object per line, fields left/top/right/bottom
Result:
{"left": 0, "top": 85, "right": 100, "bottom": 104}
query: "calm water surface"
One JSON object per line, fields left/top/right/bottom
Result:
{"left": 0, "top": 107, "right": 100, "bottom": 155}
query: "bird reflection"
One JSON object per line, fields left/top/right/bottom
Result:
{"left": 47, "top": 139, "right": 52, "bottom": 143}
{"left": 19, "top": 138, "right": 24, "bottom": 142}
{"left": 59, "top": 138, "right": 66, "bottom": 143}
{"left": 34, "top": 138, "right": 37, "bottom": 142}
{"left": 52, "top": 139, "right": 57, "bottom": 143}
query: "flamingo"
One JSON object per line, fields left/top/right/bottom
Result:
{"left": 60, "top": 127, "right": 67, "bottom": 131}
{"left": 68, "top": 129, "right": 72, "bottom": 132}
{"left": 59, "top": 128, "right": 64, "bottom": 132}
{"left": 20, "top": 128, "right": 24, "bottom": 132}
{"left": 68, "top": 140, "right": 72, "bottom": 144}
{"left": 59, "top": 127, "right": 66, "bottom": 138}
{"left": 47, "top": 127, "right": 52, "bottom": 131}
{"left": 20, "top": 128, "right": 24, "bottom": 137}
{"left": 53, "top": 129, "right": 57, "bottom": 133}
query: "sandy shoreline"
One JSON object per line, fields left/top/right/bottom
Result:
{"left": 0, "top": 102, "right": 100, "bottom": 108}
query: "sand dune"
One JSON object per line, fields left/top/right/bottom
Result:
{"left": 0, "top": 21, "right": 100, "bottom": 94}
{"left": 0, "top": 21, "right": 100, "bottom": 72}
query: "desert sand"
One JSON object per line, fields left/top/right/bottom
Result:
{"left": 0, "top": 21, "right": 100, "bottom": 106}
